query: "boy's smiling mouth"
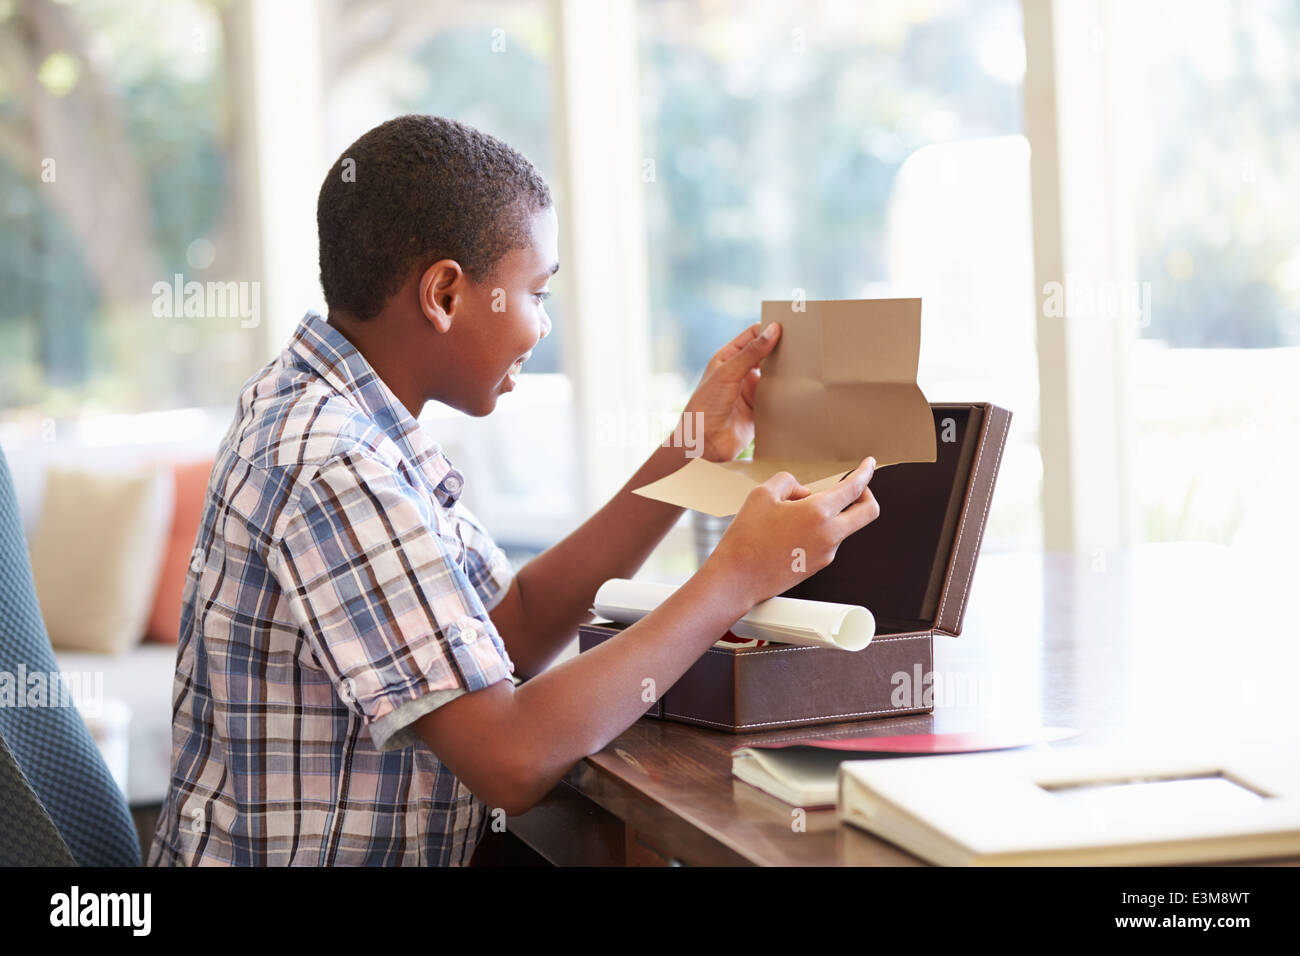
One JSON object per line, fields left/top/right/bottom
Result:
{"left": 503, "top": 352, "right": 531, "bottom": 389}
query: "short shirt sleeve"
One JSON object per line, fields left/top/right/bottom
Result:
{"left": 268, "top": 450, "right": 516, "bottom": 753}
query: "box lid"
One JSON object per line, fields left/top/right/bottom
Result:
{"left": 780, "top": 402, "right": 1011, "bottom": 637}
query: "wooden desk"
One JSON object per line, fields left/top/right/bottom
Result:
{"left": 507, "top": 546, "right": 1300, "bottom": 866}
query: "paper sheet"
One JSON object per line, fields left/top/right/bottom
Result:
{"left": 592, "top": 578, "right": 874, "bottom": 652}
{"left": 633, "top": 298, "right": 936, "bottom": 516}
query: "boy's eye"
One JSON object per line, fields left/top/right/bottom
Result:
{"left": 533, "top": 291, "right": 551, "bottom": 303}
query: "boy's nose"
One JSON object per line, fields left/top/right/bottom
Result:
{"left": 540, "top": 313, "right": 552, "bottom": 339}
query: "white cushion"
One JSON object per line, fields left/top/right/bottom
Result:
{"left": 28, "top": 466, "right": 172, "bottom": 655}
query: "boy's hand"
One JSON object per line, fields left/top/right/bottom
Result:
{"left": 679, "top": 322, "right": 782, "bottom": 462}
{"left": 704, "top": 456, "right": 880, "bottom": 608}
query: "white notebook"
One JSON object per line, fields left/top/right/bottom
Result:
{"left": 733, "top": 727, "right": 1080, "bottom": 809}
{"left": 837, "top": 737, "right": 1300, "bottom": 866}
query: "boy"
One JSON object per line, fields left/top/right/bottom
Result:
{"left": 148, "top": 115, "right": 879, "bottom": 866}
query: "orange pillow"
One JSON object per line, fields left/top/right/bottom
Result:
{"left": 145, "top": 458, "right": 214, "bottom": 643}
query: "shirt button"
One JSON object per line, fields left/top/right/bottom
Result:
{"left": 442, "top": 472, "right": 463, "bottom": 495}
{"left": 458, "top": 618, "right": 479, "bottom": 645}
{"left": 189, "top": 549, "right": 204, "bottom": 573}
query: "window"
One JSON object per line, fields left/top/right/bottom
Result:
{"left": 0, "top": 0, "right": 258, "bottom": 427}
{"left": 637, "top": 0, "right": 1041, "bottom": 550}
{"left": 1124, "top": 0, "right": 1300, "bottom": 552}
{"left": 6, "top": 0, "right": 1292, "bottom": 565}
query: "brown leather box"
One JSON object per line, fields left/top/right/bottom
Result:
{"left": 578, "top": 402, "right": 1012, "bottom": 733}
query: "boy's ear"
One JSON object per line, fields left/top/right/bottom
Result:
{"left": 418, "top": 259, "right": 464, "bottom": 333}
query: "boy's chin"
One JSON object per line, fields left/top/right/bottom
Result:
{"left": 442, "top": 388, "right": 499, "bottom": 418}
{"left": 465, "top": 392, "right": 501, "bottom": 417}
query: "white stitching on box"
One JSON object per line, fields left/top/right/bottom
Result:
{"left": 954, "top": 413, "right": 1009, "bottom": 627}
{"left": 936, "top": 410, "right": 1009, "bottom": 633}
{"left": 936, "top": 418, "right": 984, "bottom": 625}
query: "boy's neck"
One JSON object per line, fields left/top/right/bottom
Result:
{"left": 327, "top": 311, "right": 427, "bottom": 421}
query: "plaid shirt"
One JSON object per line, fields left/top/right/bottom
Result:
{"left": 148, "top": 311, "right": 517, "bottom": 866}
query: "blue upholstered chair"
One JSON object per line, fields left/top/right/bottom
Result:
{"left": 0, "top": 729, "right": 77, "bottom": 865}
{"left": 0, "top": 446, "right": 141, "bottom": 866}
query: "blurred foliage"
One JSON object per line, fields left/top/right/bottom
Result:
{"left": 387, "top": 8, "right": 565, "bottom": 375}
{"left": 124, "top": 57, "right": 229, "bottom": 279}
{"left": 0, "top": 0, "right": 242, "bottom": 415}
{"left": 1143, "top": 475, "right": 1247, "bottom": 544}
{"left": 1133, "top": 0, "right": 1300, "bottom": 348}
{"left": 0, "top": 156, "right": 100, "bottom": 397}
{"left": 640, "top": 0, "right": 1300, "bottom": 375}
{"left": 3, "top": 0, "right": 1298, "bottom": 426}
{"left": 638, "top": 0, "right": 1025, "bottom": 378}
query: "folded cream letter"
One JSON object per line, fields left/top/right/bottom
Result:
{"left": 633, "top": 298, "right": 936, "bottom": 516}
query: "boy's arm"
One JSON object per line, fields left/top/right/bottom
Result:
{"left": 487, "top": 439, "right": 691, "bottom": 679}
{"left": 492, "top": 322, "right": 783, "bottom": 679}
{"left": 418, "top": 458, "right": 879, "bottom": 816}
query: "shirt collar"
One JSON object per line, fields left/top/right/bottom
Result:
{"left": 286, "top": 310, "right": 466, "bottom": 507}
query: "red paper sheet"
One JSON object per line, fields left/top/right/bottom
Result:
{"left": 740, "top": 726, "right": 1080, "bottom": 755}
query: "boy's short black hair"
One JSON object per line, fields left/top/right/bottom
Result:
{"left": 317, "top": 114, "right": 552, "bottom": 321}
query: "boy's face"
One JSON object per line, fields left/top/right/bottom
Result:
{"left": 449, "top": 206, "right": 559, "bottom": 416}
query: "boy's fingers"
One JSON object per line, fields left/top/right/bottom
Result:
{"left": 834, "top": 487, "right": 881, "bottom": 537}
{"left": 726, "top": 322, "right": 763, "bottom": 352}
{"left": 816, "top": 456, "right": 876, "bottom": 513}
{"left": 708, "top": 323, "right": 760, "bottom": 370}
{"left": 763, "top": 470, "right": 809, "bottom": 501}
{"left": 719, "top": 322, "right": 780, "bottom": 380}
